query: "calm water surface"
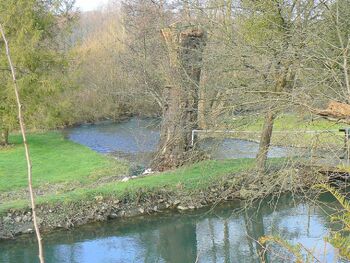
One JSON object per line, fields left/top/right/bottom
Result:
{"left": 0, "top": 196, "right": 345, "bottom": 263}
{"left": 64, "top": 118, "right": 160, "bottom": 155}
{"left": 64, "top": 117, "right": 299, "bottom": 165}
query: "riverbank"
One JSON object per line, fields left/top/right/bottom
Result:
{"left": 0, "top": 130, "right": 328, "bottom": 240}
{"left": 0, "top": 132, "right": 254, "bottom": 238}
{"left": 0, "top": 132, "right": 128, "bottom": 193}
{"left": 0, "top": 156, "right": 257, "bottom": 238}
{"left": 0, "top": 157, "right": 325, "bottom": 239}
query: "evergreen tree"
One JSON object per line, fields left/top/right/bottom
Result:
{"left": 0, "top": 0, "right": 75, "bottom": 145}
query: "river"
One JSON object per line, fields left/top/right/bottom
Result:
{"left": 0, "top": 195, "right": 345, "bottom": 263}
{"left": 64, "top": 117, "right": 299, "bottom": 171}
{"left": 0, "top": 118, "right": 346, "bottom": 263}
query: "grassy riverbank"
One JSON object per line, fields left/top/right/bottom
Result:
{"left": 0, "top": 157, "right": 256, "bottom": 214}
{"left": 219, "top": 114, "right": 345, "bottom": 148}
{"left": 0, "top": 156, "right": 267, "bottom": 240}
{"left": 0, "top": 131, "right": 258, "bottom": 215}
{"left": 0, "top": 130, "right": 324, "bottom": 239}
{"left": 0, "top": 132, "right": 262, "bottom": 239}
{"left": 231, "top": 114, "right": 343, "bottom": 131}
{"left": 0, "top": 132, "right": 128, "bottom": 192}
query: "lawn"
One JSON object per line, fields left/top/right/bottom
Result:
{"left": 0, "top": 132, "right": 128, "bottom": 192}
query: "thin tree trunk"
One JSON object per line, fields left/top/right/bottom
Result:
{"left": 223, "top": 220, "right": 231, "bottom": 263}
{"left": 255, "top": 61, "right": 288, "bottom": 174}
{"left": 335, "top": 2, "right": 350, "bottom": 101}
{"left": 0, "top": 24, "right": 45, "bottom": 263}
{"left": 182, "top": 0, "right": 191, "bottom": 20}
{"left": 256, "top": 111, "right": 275, "bottom": 174}
{"left": 1, "top": 128, "right": 9, "bottom": 145}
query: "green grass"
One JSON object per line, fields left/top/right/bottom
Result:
{"left": 0, "top": 130, "right": 258, "bottom": 215}
{"left": 0, "top": 158, "right": 256, "bottom": 214}
{"left": 220, "top": 114, "right": 346, "bottom": 147}
{"left": 230, "top": 114, "right": 344, "bottom": 131}
{"left": 0, "top": 132, "right": 128, "bottom": 192}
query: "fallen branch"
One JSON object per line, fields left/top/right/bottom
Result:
{"left": 316, "top": 101, "right": 350, "bottom": 122}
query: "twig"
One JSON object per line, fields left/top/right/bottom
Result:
{"left": 0, "top": 24, "right": 45, "bottom": 263}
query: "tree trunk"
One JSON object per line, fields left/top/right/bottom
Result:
{"left": 1, "top": 128, "right": 9, "bottom": 146}
{"left": 198, "top": 84, "right": 207, "bottom": 129}
{"left": 256, "top": 111, "right": 275, "bottom": 174}
{"left": 152, "top": 24, "right": 206, "bottom": 171}
{"left": 255, "top": 63, "right": 288, "bottom": 174}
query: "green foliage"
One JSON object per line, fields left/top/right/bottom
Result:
{"left": 0, "top": 0, "right": 75, "bottom": 134}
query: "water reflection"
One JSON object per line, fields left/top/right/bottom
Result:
{"left": 0, "top": 196, "right": 346, "bottom": 263}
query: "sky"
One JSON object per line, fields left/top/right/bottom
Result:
{"left": 75, "top": 0, "right": 110, "bottom": 12}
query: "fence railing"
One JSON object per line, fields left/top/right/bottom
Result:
{"left": 191, "top": 128, "right": 350, "bottom": 164}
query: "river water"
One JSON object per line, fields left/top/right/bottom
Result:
{"left": 64, "top": 117, "right": 299, "bottom": 167}
{"left": 0, "top": 118, "right": 346, "bottom": 263}
{"left": 0, "top": 195, "right": 345, "bottom": 263}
